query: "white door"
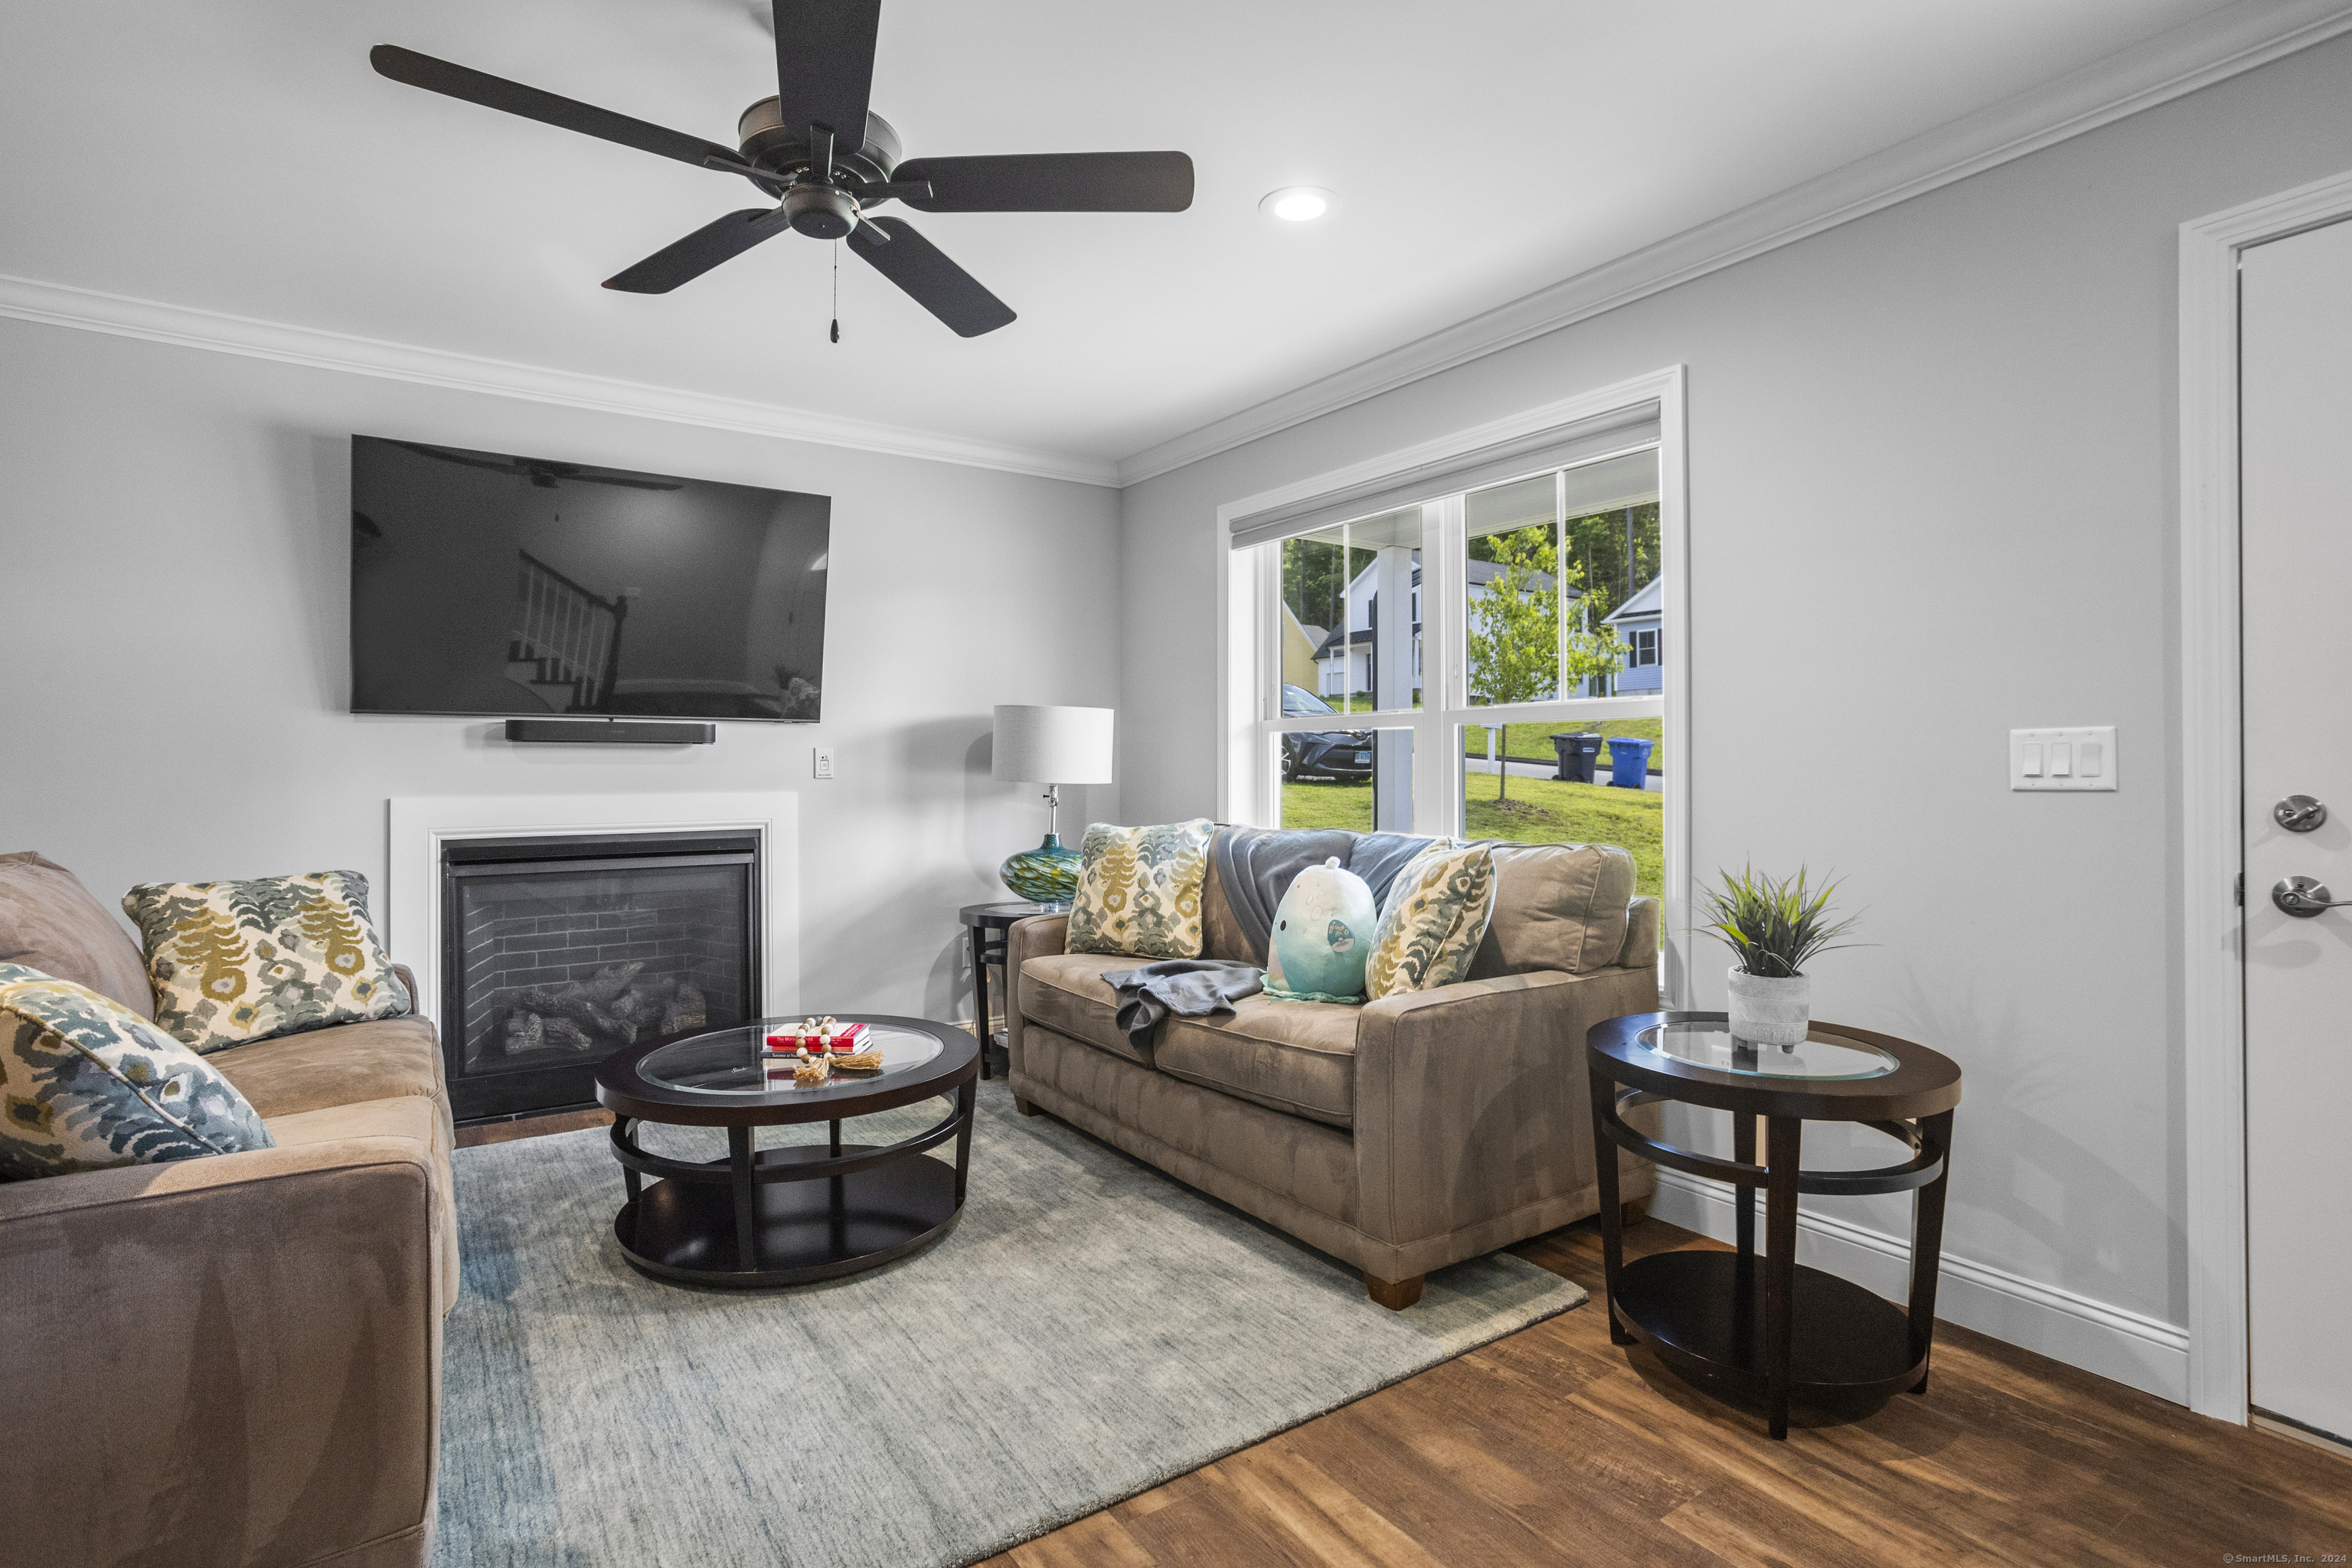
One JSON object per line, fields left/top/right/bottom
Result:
{"left": 2242, "top": 214, "right": 2352, "bottom": 1446}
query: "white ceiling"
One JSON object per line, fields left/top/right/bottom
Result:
{"left": 0, "top": 0, "right": 2250, "bottom": 472}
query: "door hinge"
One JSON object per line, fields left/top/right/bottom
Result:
{"left": 2236, "top": 872, "right": 2244, "bottom": 907}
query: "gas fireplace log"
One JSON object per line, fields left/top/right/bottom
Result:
{"left": 578, "top": 961, "right": 644, "bottom": 1004}
{"left": 516, "top": 985, "right": 630, "bottom": 1042}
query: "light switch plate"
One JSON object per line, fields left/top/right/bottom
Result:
{"left": 2011, "top": 727, "right": 2115, "bottom": 791}
{"left": 812, "top": 746, "right": 835, "bottom": 780}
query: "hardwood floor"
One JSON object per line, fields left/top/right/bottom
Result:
{"left": 984, "top": 1218, "right": 2352, "bottom": 1568}
{"left": 456, "top": 1105, "right": 2347, "bottom": 1564}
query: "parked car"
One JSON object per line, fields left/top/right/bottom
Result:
{"left": 1280, "top": 684, "right": 1373, "bottom": 782}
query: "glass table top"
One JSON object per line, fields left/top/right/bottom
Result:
{"left": 1636, "top": 1019, "right": 1897, "bottom": 1080}
{"left": 638, "top": 1021, "right": 945, "bottom": 1096}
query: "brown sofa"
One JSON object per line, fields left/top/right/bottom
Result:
{"left": 0, "top": 852, "right": 454, "bottom": 1568}
{"left": 1004, "top": 831, "right": 1659, "bottom": 1308}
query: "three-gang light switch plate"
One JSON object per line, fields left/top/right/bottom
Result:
{"left": 2011, "top": 727, "right": 2116, "bottom": 791}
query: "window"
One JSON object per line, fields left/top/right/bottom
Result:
{"left": 1223, "top": 371, "right": 1684, "bottom": 987}
{"left": 1246, "top": 440, "right": 1668, "bottom": 899}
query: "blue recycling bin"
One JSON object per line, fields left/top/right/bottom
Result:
{"left": 1608, "top": 737, "right": 1655, "bottom": 789}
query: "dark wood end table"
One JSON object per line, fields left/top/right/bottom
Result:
{"left": 1587, "top": 1011, "right": 1962, "bottom": 1439}
{"left": 595, "top": 1014, "right": 978, "bottom": 1288}
{"left": 959, "top": 900, "right": 1052, "bottom": 1080}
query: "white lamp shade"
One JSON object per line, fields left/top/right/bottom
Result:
{"left": 992, "top": 705, "right": 1114, "bottom": 783}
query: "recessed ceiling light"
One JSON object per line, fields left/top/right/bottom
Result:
{"left": 1260, "top": 187, "right": 1334, "bottom": 223}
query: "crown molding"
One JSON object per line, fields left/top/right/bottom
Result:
{"left": 1115, "top": 0, "right": 2352, "bottom": 488}
{"left": 0, "top": 273, "right": 1120, "bottom": 488}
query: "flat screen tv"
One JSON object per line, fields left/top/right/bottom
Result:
{"left": 350, "top": 436, "right": 828, "bottom": 722}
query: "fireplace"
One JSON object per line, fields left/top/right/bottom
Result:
{"left": 439, "top": 831, "right": 762, "bottom": 1124}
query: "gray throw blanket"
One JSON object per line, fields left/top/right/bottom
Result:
{"left": 1099, "top": 960, "right": 1266, "bottom": 1056}
{"left": 1211, "top": 825, "right": 1438, "bottom": 964}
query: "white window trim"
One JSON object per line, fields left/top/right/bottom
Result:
{"left": 1216, "top": 366, "right": 1690, "bottom": 1004}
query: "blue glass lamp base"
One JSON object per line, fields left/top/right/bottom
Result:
{"left": 1001, "top": 833, "right": 1080, "bottom": 908}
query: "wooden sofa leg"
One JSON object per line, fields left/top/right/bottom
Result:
{"left": 1013, "top": 1096, "right": 1042, "bottom": 1117}
{"left": 1621, "top": 1199, "right": 1648, "bottom": 1227}
{"left": 1366, "top": 1272, "right": 1425, "bottom": 1311}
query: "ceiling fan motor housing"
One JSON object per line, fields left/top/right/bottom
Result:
{"left": 737, "top": 98, "right": 901, "bottom": 189}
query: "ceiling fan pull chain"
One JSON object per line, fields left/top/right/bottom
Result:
{"left": 830, "top": 240, "right": 841, "bottom": 343}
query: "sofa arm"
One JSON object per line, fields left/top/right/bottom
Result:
{"left": 1351, "top": 965, "right": 1661, "bottom": 1263}
{"left": 1616, "top": 897, "right": 1660, "bottom": 971}
{"left": 0, "top": 1135, "right": 444, "bottom": 1566}
{"left": 1001, "top": 913, "right": 1068, "bottom": 1079}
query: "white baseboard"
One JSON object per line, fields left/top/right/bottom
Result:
{"left": 1648, "top": 1170, "right": 2190, "bottom": 1404}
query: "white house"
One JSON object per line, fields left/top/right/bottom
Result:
{"left": 1602, "top": 575, "right": 1663, "bottom": 694}
{"left": 1311, "top": 554, "right": 1562, "bottom": 700}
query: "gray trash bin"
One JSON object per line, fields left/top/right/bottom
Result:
{"left": 1552, "top": 732, "right": 1604, "bottom": 782}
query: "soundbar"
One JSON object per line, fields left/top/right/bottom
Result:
{"left": 503, "top": 719, "right": 717, "bottom": 746}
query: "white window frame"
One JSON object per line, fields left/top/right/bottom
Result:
{"left": 1217, "top": 367, "right": 1690, "bottom": 1003}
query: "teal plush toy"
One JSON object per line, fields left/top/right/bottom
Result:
{"left": 1265, "top": 857, "right": 1379, "bottom": 1003}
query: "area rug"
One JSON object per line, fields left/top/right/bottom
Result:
{"left": 434, "top": 1076, "right": 1586, "bottom": 1567}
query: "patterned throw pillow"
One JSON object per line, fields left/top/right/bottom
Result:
{"left": 122, "top": 871, "right": 410, "bottom": 1054}
{"left": 1366, "top": 844, "right": 1499, "bottom": 1001}
{"left": 1066, "top": 819, "right": 1214, "bottom": 959}
{"left": 0, "top": 964, "right": 274, "bottom": 1179}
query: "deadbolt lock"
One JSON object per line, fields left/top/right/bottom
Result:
{"left": 2275, "top": 795, "right": 2328, "bottom": 832}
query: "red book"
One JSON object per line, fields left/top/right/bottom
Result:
{"left": 765, "top": 1021, "right": 867, "bottom": 1054}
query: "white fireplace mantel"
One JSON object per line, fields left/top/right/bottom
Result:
{"left": 385, "top": 792, "right": 800, "bottom": 1029}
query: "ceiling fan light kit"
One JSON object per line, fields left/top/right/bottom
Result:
{"left": 369, "top": 2, "right": 1194, "bottom": 338}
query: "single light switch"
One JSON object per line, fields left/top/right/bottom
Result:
{"left": 812, "top": 746, "right": 835, "bottom": 779}
{"left": 2012, "top": 727, "right": 2116, "bottom": 791}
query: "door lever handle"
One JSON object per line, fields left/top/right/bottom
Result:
{"left": 2272, "top": 875, "right": 2352, "bottom": 917}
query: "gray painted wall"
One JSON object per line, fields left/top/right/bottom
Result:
{"left": 0, "top": 318, "right": 1121, "bottom": 1024}
{"left": 1118, "top": 36, "right": 2352, "bottom": 1352}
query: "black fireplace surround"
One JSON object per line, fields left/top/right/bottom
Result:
{"left": 440, "top": 831, "right": 761, "bottom": 1124}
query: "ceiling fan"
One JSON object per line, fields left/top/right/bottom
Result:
{"left": 370, "top": 2, "right": 1194, "bottom": 338}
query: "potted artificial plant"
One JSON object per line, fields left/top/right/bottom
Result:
{"left": 1699, "top": 867, "right": 1858, "bottom": 1047}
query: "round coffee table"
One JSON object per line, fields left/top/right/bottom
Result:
{"left": 1586, "top": 1011, "right": 1962, "bottom": 1439}
{"left": 595, "top": 1014, "right": 978, "bottom": 1288}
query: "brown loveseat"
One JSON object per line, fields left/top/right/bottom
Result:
{"left": 0, "top": 852, "right": 454, "bottom": 1568}
{"left": 1004, "top": 830, "right": 1658, "bottom": 1308}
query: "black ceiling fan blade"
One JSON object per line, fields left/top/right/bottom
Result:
{"left": 603, "top": 207, "right": 792, "bottom": 293}
{"left": 770, "top": 0, "right": 881, "bottom": 147}
{"left": 847, "top": 217, "right": 1015, "bottom": 337}
{"left": 370, "top": 44, "right": 743, "bottom": 171}
{"left": 891, "top": 152, "right": 1194, "bottom": 212}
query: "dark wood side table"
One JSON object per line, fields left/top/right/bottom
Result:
{"left": 959, "top": 900, "right": 1050, "bottom": 1080}
{"left": 1587, "top": 1011, "right": 1962, "bottom": 1439}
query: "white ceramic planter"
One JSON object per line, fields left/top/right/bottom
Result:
{"left": 1726, "top": 967, "right": 1811, "bottom": 1047}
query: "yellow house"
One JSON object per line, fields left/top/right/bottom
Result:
{"left": 1281, "top": 603, "right": 1324, "bottom": 692}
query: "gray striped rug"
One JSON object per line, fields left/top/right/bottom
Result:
{"left": 435, "top": 1077, "right": 1585, "bottom": 1567}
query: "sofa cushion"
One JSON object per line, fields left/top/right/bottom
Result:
{"left": 1367, "top": 844, "right": 1497, "bottom": 1000}
{"left": 0, "top": 964, "right": 274, "bottom": 1179}
{"left": 211, "top": 1015, "right": 443, "bottom": 1120}
{"left": 1018, "top": 952, "right": 1160, "bottom": 1066}
{"left": 1066, "top": 819, "right": 1214, "bottom": 959}
{"left": 1156, "top": 995, "right": 1361, "bottom": 1128}
{"left": 1468, "top": 842, "right": 1638, "bottom": 978}
{"left": 0, "top": 853, "right": 155, "bottom": 1020}
{"left": 122, "top": 870, "right": 411, "bottom": 1053}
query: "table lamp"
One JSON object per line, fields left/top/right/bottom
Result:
{"left": 992, "top": 704, "right": 1114, "bottom": 908}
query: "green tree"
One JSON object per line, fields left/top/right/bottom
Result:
{"left": 1466, "top": 528, "right": 1626, "bottom": 801}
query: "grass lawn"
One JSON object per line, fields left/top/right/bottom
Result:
{"left": 1462, "top": 715, "right": 1664, "bottom": 771}
{"left": 1279, "top": 773, "right": 1664, "bottom": 900}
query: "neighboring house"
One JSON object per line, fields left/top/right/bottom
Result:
{"left": 1312, "top": 554, "right": 1566, "bottom": 700}
{"left": 1280, "top": 603, "right": 1325, "bottom": 692}
{"left": 1603, "top": 575, "right": 1663, "bottom": 694}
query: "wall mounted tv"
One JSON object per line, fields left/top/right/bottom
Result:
{"left": 350, "top": 436, "right": 828, "bottom": 723}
